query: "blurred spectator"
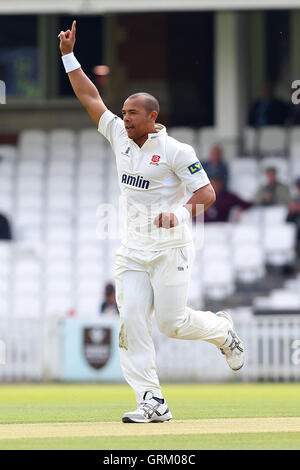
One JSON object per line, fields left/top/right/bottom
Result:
{"left": 0, "top": 213, "right": 12, "bottom": 240}
{"left": 202, "top": 145, "right": 228, "bottom": 187}
{"left": 203, "top": 177, "right": 252, "bottom": 223}
{"left": 286, "top": 178, "right": 300, "bottom": 253}
{"left": 100, "top": 283, "right": 119, "bottom": 316}
{"left": 254, "top": 167, "right": 291, "bottom": 206}
{"left": 248, "top": 80, "right": 291, "bottom": 127}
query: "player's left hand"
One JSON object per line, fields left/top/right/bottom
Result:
{"left": 153, "top": 212, "right": 179, "bottom": 229}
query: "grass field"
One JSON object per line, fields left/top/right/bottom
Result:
{"left": 0, "top": 382, "right": 299, "bottom": 450}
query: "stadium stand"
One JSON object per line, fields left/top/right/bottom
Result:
{"left": 0, "top": 124, "right": 300, "bottom": 319}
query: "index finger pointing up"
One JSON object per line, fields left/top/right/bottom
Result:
{"left": 71, "top": 20, "right": 76, "bottom": 38}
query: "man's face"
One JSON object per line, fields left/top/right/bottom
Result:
{"left": 122, "top": 97, "right": 156, "bottom": 141}
{"left": 265, "top": 169, "right": 277, "bottom": 184}
{"left": 210, "top": 146, "right": 222, "bottom": 164}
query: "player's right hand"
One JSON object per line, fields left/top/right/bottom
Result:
{"left": 58, "top": 20, "right": 76, "bottom": 55}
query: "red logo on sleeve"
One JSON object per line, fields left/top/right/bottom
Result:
{"left": 150, "top": 155, "right": 160, "bottom": 166}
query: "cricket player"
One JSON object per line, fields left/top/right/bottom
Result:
{"left": 58, "top": 21, "right": 245, "bottom": 423}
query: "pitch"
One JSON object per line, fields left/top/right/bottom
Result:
{"left": 0, "top": 383, "right": 299, "bottom": 449}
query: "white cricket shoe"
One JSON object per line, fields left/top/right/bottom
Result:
{"left": 122, "top": 392, "right": 172, "bottom": 423}
{"left": 216, "top": 311, "right": 245, "bottom": 371}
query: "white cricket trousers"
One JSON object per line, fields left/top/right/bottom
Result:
{"left": 115, "top": 243, "right": 231, "bottom": 404}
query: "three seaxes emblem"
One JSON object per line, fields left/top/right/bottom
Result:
{"left": 83, "top": 327, "right": 111, "bottom": 370}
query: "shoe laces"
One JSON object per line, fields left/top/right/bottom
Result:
{"left": 137, "top": 399, "right": 160, "bottom": 419}
{"left": 220, "top": 331, "right": 244, "bottom": 355}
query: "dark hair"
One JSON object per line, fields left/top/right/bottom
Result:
{"left": 105, "top": 283, "right": 115, "bottom": 297}
{"left": 265, "top": 166, "right": 277, "bottom": 173}
{"left": 126, "top": 92, "right": 160, "bottom": 115}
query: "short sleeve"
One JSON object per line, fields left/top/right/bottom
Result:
{"left": 98, "top": 110, "right": 126, "bottom": 150}
{"left": 172, "top": 144, "right": 210, "bottom": 193}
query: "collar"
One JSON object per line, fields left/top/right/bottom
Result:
{"left": 148, "top": 123, "right": 166, "bottom": 140}
{"left": 127, "top": 123, "right": 166, "bottom": 145}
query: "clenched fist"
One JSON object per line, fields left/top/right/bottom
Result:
{"left": 58, "top": 20, "right": 76, "bottom": 55}
{"left": 153, "top": 212, "right": 179, "bottom": 229}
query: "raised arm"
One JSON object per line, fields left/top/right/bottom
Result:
{"left": 58, "top": 20, "right": 107, "bottom": 125}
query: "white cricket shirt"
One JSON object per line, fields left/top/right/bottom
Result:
{"left": 98, "top": 110, "right": 210, "bottom": 251}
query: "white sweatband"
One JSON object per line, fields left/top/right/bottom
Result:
{"left": 61, "top": 52, "right": 81, "bottom": 73}
{"left": 173, "top": 206, "right": 191, "bottom": 224}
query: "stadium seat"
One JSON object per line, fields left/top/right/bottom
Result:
{"left": 13, "top": 277, "right": 41, "bottom": 296}
{"left": 203, "top": 243, "right": 231, "bottom": 263}
{"left": 233, "top": 243, "right": 265, "bottom": 283}
{"left": 47, "top": 159, "right": 75, "bottom": 178}
{"left": 19, "top": 129, "right": 48, "bottom": 148}
{"left": 229, "top": 157, "right": 258, "bottom": 178}
{"left": 263, "top": 223, "right": 297, "bottom": 266}
{"left": 46, "top": 226, "right": 73, "bottom": 243}
{"left": 18, "top": 159, "right": 45, "bottom": 177}
{"left": 76, "top": 296, "right": 100, "bottom": 317}
{"left": 77, "top": 193, "right": 103, "bottom": 211}
{"left": 0, "top": 175, "right": 13, "bottom": 194}
{"left": 46, "top": 259, "right": 73, "bottom": 278}
{"left": 203, "top": 222, "right": 231, "bottom": 244}
{"left": 76, "top": 241, "right": 104, "bottom": 260}
{"left": 0, "top": 260, "right": 10, "bottom": 278}
{"left": 258, "top": 126, "right": 287, "bottom": 156}
{"left": 47, "top": 176, "right": 74, "bottom": 195}
{"left": 16, "top": 194, "right": 44, "bottom": 212}
{"left": 76, "top": 260, "right": 103, "bottom": 278}
{"left": 0, "top": 158, "right": 15, "bottom": 178}
{"left": 0, "top": 193, "right": 13, "bottom": 215}
{"left": 14, "top": 257, "right": 41, "bottom": 278}
{"left": 19, "top": 146, "right": 47, "bottom": 161}
{"left": 168, "top": 127, "right": 197, "bottom": 147}
{"left": 243, "top": 127, "right": 258, "bottom": 155}
{"left": 49, "top": 145, "right": 77, "bottom": 161}
{"left": 16, "top": 176, "right": 44, "bottom": 195}
{"left": 78, "top": 128, "right": 107, "bottom": 148}
{"left": 15, "top": 211, "right": 43, "bottom": 229}
{"left": 231, "top": 224, "right": 261, "bottom": 244}
{"left": 261, "top": 205, "right": 289, "bottom": 225}
{"left": 13, "top": 295, "right": 41, "bottom": 318}
{"left": 79, "top": 145, "right": 108, "bottom": 160}
{"left": 197, "top": 127, "right": 218, "bottom": 158}
{"left": 46, "top": 278, "right": 73, "bottom": 296}
{"left": 77, "top": 226, "right": 98, "bottom": 243}
{"left": 202, "top": 260, "right": 235, "bottom": 300}
{"left": 0, "top": 145, "right": 17, "bottom": 160}
{"left": 269, "top": 289, "right": 300, "bottom": 309}
{"left": 0, "top": 297, "right": 9, "bottom": 317}
{"left": 45, "top": 295, "right": 74, "bottom": 317}
{"left": 228, "top": 173, "right": 259, "bottom": 201}
{"left": 0, "top": 242, "right": 12, "bottom": 260}
{"left": 46, "top": 242, "right": 72, "bottom": 261}
{"left": 47, "top": 193, "right": 74, "bottom": 212}
{"left": 48, "top": 129, "right": 76, "bottom": 148}
{"left": 289, "top": 126, "right": 300, "bottom": 145}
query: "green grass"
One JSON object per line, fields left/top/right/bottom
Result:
{"left": 0, "top": 383, "right": 299, "bottom": 449}
{"left": 0, "top": 432, "right": 300, "bottom": 450}
{"left": 0, "top": 382, "right": 299, "bottom": 424}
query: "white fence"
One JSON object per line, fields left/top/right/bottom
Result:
{"left": 154, "top": 314, "right": 300, "bottom": 382}
{"left": 0, "top": 314, "right": 300, "bottom": 382}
